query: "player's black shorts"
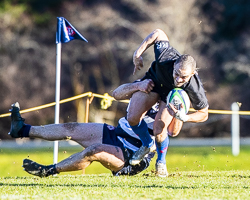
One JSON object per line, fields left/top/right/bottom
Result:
{"left": 141, "top": 64, "right": 172, "bottom": 103}
{"left": 141, "top": 41, "right": 181, "bottom": 103}
{"left": 102, "top": 124, "right": 133, "bottom": 163}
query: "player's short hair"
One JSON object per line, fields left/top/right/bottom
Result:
{"left": 175, "top": 54, "right": 197, "bottom": 72}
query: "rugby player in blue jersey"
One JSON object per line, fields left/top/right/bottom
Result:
{"left": 9, "top": 80, "right": 175, "bottom": 177}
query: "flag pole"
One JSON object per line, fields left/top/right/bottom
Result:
{"left": 54, "top": 41, "right": 61, "bottom": 164}
{"left": 53, "top": 17, "right": 88, "bottom": 164}
{"left": 53, "top": 18, "right": 63, "bottom": 164}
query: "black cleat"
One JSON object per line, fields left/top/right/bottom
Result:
{"left": 113, "top": 152, "right": 155, "bottom": 176}
{"left": 23, "top": 159, "right": 58, "bottom": 178}
{"left": 9, "top": 102, "right": 25, "bottom": 138}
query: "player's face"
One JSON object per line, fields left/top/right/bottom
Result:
{"left": 173, "top": 63, "right": 195, "bottom": 87}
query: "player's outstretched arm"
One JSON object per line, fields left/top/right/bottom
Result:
{"left": 168, "top": 104, "right": 209, "bottom": 123}
{"left": 133, "top": 29, "right": 169, "bottom": 75}
{"left": 185, "top": 106, "right": 209, "bottom": 123}
{"left": 112, "top": 79, "right": 155, "bottom": 100}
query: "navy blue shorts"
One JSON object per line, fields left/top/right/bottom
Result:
{"left": 102, "top": 124, "right": 133, "bottom": 163}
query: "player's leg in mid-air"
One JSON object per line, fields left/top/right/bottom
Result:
{"left": 29, "top": 123, "right": 103, "bottom": 147}
{"left": 9, "top": 102, "right": 103, "bottom": 147}
{"left": 127, "top": 91, "right": 159, "bottom": 165}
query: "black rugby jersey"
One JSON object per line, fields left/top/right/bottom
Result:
{"left": 145, "top": 41, "right": 208, "bottom": 110}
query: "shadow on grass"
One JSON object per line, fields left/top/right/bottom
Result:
{"left": 0, "top": 182, "right": 197, "bottom": 189}
{"left": 0, "top": 182, "right": 243, "bottom": 190}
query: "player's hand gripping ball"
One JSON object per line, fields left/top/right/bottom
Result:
{"left": 166, "top": 88, "right": 190, "bottom": 122}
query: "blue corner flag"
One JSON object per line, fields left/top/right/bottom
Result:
{"left": 56, "top": 17, "right": 88, "bottom": 44}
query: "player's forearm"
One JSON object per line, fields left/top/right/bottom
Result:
{"left": 112, "top": 83, "right": 139, "bottom": 100}
{"left": 113, "top": 79, "right": 154, "bottom": 100}
{"left": 186, "top": 107, "right": 209, "bottom": 123}
{"left": 134, "top": 29, "right": 168, "bottom": 58}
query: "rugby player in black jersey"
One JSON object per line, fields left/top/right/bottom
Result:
{"left": 113, "top": 29, "right": 209, "bottom": 177}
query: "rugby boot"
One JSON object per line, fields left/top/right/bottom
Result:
{"left": 129, "top": 142, "right": 156, "bottom": 165}
{"left": 9, "top": 102, "right": 25, "bottom": 138}
{"left": 155, "top": 162, "right": 168, "bottom": 177}
{"left": 114, "top": 152, "right": 155, "bottom": 176}
{"left": 23, "top": 159, "right": 58, "bottom": 178}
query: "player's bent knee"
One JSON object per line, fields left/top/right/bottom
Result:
{"left": 126, "top": 115, "right": 141, "bottom": 126}
{"left": 153, "top": 121, "right": 165, "bottom": 135}
{"left": 83, "top": 144, "right": 102, "bottom": 156}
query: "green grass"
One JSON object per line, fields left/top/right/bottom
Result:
{"left": 0, "top": 171, "right": 250, "bottom": 199}
{"left": 2, "top": 146, "right": 250, "bottom": 176}
{"left": 1, "top": 146, "right": 250, "bottom": 199}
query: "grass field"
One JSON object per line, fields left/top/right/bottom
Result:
{"left": 1, "top": 146, "right": 250, "bottom": 199}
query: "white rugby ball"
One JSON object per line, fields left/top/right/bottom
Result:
{"left": 166, "top": 88, "right": 190, "bottom": 114}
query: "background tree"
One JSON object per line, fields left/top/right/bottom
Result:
{"left": 0, "top": 0, "right": 249, "bottom": 139}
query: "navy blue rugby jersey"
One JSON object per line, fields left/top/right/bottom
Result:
{"left": 116, "top": 103, "right": 159, "bottom": 152}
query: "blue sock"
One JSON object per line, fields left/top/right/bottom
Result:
{"left": 131, "top": 119, "right": 153, "bottom": 148}
{"left": 156, "top": 135, "right": 169, "bottom": 164}
{"left": 18, "top": 124, "right": 31, "bottom": 137}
